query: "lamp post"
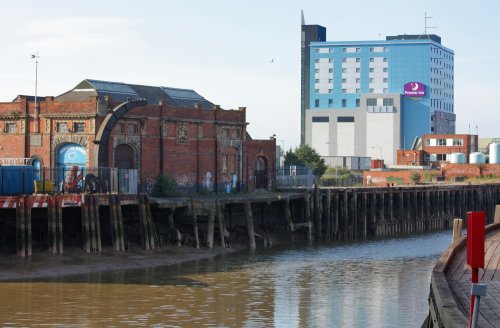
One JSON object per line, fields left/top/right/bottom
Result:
{"left": 31, "top": 53, "right": 40, "bottom": 133}
{"left": 278, "top": 139, "right": 285, "bottom": 173}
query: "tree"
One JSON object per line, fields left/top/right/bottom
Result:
{"left": 284, "top": 148, "right": 300, "bottom": 166}
{"left": 284, "top": 145, "right": 326, "bottom": 178}
{"left": 152, "top": 175, "right": 177, "bottom": 196}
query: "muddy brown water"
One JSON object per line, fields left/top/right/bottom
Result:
{"left": 0, "top": 230, "right": 452, "bottom": 327}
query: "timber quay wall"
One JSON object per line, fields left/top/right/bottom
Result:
{"left": 1, "top": 183, "right": 499, "bottom": 257}
{"left": 426, "top": 223, "right": 500, "bottom": 328}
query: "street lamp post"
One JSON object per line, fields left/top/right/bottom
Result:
{"left": 278, "top": 139, "right": 285, "bottom": 174}
{"left": 31, "top": 53, "right": 40, "bottom": 133}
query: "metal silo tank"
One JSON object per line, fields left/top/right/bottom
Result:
{"left": 450, "top": 152, "right": 466, "bottom": 164}
{"left": 469, "top": 152, "right": 486, "bottom": 164}
{"left": 489, "top": 143, "right": 500, "bottom": 164}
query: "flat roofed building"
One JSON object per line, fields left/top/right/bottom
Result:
{"left": 302, "top": 15, "right": 454, "bottom": 165}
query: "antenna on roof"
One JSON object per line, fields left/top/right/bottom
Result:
{"left": 301, "top": 9, "right": 305, "bottom": 25}
{"left": 420, "top": 12, "right": 437, "bottom": 39}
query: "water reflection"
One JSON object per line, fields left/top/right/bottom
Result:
{"left": 0, "top": 230, "right": 451, "bottom": 327}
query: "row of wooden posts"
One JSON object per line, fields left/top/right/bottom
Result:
{"left": 12, "top": 183, "right": 500, "bottom": 256}
{"left": 308, "top": 184, "right": 499, "bottom": 241}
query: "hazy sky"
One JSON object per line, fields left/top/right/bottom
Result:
{"left": 1, "top": 0, "right": 499, "bottom": 149}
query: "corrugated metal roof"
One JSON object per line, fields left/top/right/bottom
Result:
{"left": 479, "top": 138, "right": 500, "bottom": 153}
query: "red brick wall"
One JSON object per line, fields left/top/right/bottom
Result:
{"left": 396, "top": 150, "right": 424, "bottom": 165}
{"left": 244, "top": 139, "right": 276, "bottom": 191}
{"left": 363, "top": 164, "right": 500, "bottom": 186}
{"left": 363, "top": 170, "right": 425, "bottom": 186}
{"left": 0, "top": 97, "right": 273, "bottom": 193}
{"left": 441, "top": 163, "right": 500, "bottom": 178}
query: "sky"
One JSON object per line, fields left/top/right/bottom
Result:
{"left": 1, "top": 0, "right": 499, "bottom": 150}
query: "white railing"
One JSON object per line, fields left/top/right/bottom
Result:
{"left": 0, "top": 158, "right": 31, "bottom": 166}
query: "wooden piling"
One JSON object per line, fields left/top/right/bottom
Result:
{"left": 343, "top": 190, "right": 349, "bottom": 240}
{"left": 56, "top": 197, "right": 63, "bottom": 254}
{"left": 145, "top": 195, "right": 156, "bottom": 249}
{"left": 81, "top": 195, "right": 90, "bottom": 252}
{"left": 138, "top": 194, "right": 150, "bottom": 250}
{"left": 168, "top": 208, "right": 182, "bottom": 247}
{"left": 452, "top": 218, "right": 463, "bottom": 243}
{"left": 109, "top": 195, "right": 118, "bottom": 251}
{"left": 116, "top": 196, "right": 125, "bottom": 251}
{"left": 315, "top": 187, "right": 322, "bottom": 240}
{"left": 352, "top": 189, "right": 358, "bottom": 239}
{"left": 494, "top": 205, "right": 500, "bottom": 224}
{"left": 16, "top": 196, "right": 26, "bottom": 257}
{"left": 216, "top": 201, "right": 226, "bottom": 247}
{"left": 304, "top": 195, "right": 313, "bottom": 241}
{"left": 49, "top": 196, "right": 60, "bottom": 254}
{"left": 95, "top": 196, "right": 102, "bottom": 252}
{"left": 284, "top": 198, "right": 294, "bottom": 232}
{"left": 333, "top": 193, "right": 339, "bottom": 240}
{"left": 244, "top": 202, "right": 256, "bottom": 250}
{"left": 26, "top": 197, "right": 32, "bottom": 257}
{"left": 88, "top": 195, "right": 97, "bottom": 252}
{"left": 191, "top": 200, "right": 200, "bottom": 249}
{"left": 325, "top": 189, "right": 331, "bottom": 241}
{"left": 207, "top": 207, "right": 215, "bottom": 249}
{"left": 389, "top": 191, "right": 394, "bottom": 223}
{"left": 362, "top": 192, "right": 368, "bottom": 239}
{"left": 371, "top": 193, "right": 376, "bottom": 236}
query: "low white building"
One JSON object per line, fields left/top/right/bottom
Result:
{"left": 305, "top": 94, "right": 402, "bottom": 165}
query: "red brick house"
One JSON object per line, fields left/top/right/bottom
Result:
{"left": 396, "top": 134, "right": 478, "bottom": 167}
{"left": 0, "top": 79, "right": 276, "bottom": 193}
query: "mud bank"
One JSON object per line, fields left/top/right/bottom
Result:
{"left": 0, "top": 245, "right": 240, "bottom": 281}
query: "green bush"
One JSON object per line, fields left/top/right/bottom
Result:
{"left": 152, "top": 175, "right": 177, "bottom": 196}
{"left": 410, "top": 172, "right": 422, "bottom": 184}
{"left": 423, "top": 171, "right": 437, "bottom": 182}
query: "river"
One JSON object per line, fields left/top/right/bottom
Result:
{"left": 0, "top": 230, "right": 452, "bottom": 327}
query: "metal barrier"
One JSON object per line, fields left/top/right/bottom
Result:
{"left": 0, "top": 167, "right": 138, "bottom": 195}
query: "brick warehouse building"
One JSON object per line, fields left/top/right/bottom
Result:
{"left": 0, "top": 79, "right": 276, "bottom": 193}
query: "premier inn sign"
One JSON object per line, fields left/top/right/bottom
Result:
{"left": 403, "top": 82, "right": 426, "bottom": 97}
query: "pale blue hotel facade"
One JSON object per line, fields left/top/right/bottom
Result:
{"left": 302, "top": 23, "right": 455, "bottom": 164}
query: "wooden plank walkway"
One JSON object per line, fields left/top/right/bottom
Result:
{"left": 446, "top": 228, "right": 500, "bottom": 328}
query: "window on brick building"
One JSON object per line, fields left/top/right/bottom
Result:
{"left": 5, "top": 122, "right": 16, "bottom": 133}
{"left": 436, "top": 139, "right": 446, "bottom": 146}
{"left": 56, "top": 122, "right": 68, "bottom": 133}
{"left": 128, "top": 123, "right": 138, "bottom": 134}
{"left": 73, "top": 122, "right": 85, "bottom": 133}
{"left": 436, "top": 154, "right": 447, "bottom": 161}
{"left": 453, "top": 138, "right": 463, "bottom": 146}
{"left": 118, "top": 123, "right": 125, "bottom": 134}
{"left": 223, "top": 155, "right": 228, "bottom": 174}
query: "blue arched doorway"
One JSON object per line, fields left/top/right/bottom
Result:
{"left": 30, "top": 157, "right": 42, "bottom": 180}
{"left": 57, "top": 143, "right": 87, "bottom": 191}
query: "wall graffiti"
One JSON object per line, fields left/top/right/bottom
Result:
{"left": 203, "top": 171, "right": 214, "bottom": 192}
{"left": 174, "top": 174, "right": 195, "bottom": 188}
{"left": 145, "top": 178, "right": 156, "bottom": 194}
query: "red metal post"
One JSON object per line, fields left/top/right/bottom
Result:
{"left": 470, "top": 268, "right": 479, "bottom": 328}
{"left": 466, "top": 211, "right": 485, "bottom": 328}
